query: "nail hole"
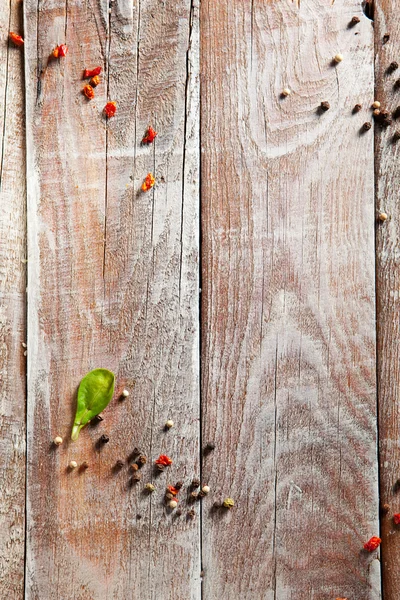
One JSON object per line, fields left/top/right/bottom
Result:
{"left": 362, "top": 0, "right": 374, "bottom": 20}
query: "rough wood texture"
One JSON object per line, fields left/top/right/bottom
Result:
{"left": 201, "top": 2, "right": 380, "bottom": 598}
{"left": 0, "top": 0, "right": 26, "bottom": 597}
{"left": 24, "top": 0, "right": 200, "bottom": 597}
{"left": 375, "top": 2, "right": 400, "bottom": 598}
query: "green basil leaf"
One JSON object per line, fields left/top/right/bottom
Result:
{"left": 71, "top": 369, "right": 115, "bottom": 441}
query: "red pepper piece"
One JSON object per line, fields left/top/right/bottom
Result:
{"left": 394, "top": 514, "right": 400, "bottom": 525}
{"left": 104, "top": 101, "right": 117, "bottom": 118}
{"left": 9, "top": 32, "right": 24, "bottom": 47}
{"left": 363, "top": 536, "right": 381, "bottom": 552}
{"left": 142, "top": 126, "right": 157, "bottom": 144}
{"left": 167, "top": 485, "right": 179, "bottom": 496}
{"left": 82, "top": 84, "right": 95, "bottom": 100}
{"left": 141, "top": 173, "right": 155, "bottom": 192}
{"left": 155, "top": 454, "right": 173, "bottom": 467}
{"left": 83, "top": 66, "right": 102, "bottom": 79}
{"left": 52, "top": 44, "right": 68, "bottom": 58}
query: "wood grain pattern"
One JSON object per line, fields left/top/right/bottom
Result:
{"left": 374, "top": 2, "right": 400, "bottom": 598}
{"left": 201, "top": 1, "right": 380, "bottom": 598}
{"left": 24, "top": 0, "right": 200, "bottom": 597}
{"left": 0, "top": 0, "right": 26, "bottom": 597}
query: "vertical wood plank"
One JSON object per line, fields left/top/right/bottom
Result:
{"left": 201, "top": 1, "right": 380, "bottom": 598}
{"left": 0, "top": 0, "right": 26, "bottom": 596}
{"left": 375, "top": 2, "right": 400, "bottom": 598}
{"left": 24, "top": 0, "right": 200, "bottom": 597}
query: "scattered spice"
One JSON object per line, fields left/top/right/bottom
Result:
{"left": 165, "top": 419, "right": 174, "bottom": 429}
{"left": 372, "top": 100, "right": 381, "bottom": 109}
{"left": 176, "top": 509, "right": 182, "bottom": 516}
{"left": 93, "top": 414, "right": 103, "bottom": 423}
{"left": 136, "top": 514, "right": 142, "bottom": 520}
{"left": 138, "top": 455, "right": 147, "bottom": 466}
{"left": 395, "top": 79, "right": 400, "bottom": 89}
{"left": 281, "top": 88, "right": 291, "bottom": 97}
{"left": 389, "top": 61, "right": 399, "bottom": 71}
{"left": 83, "top": 85, "right": 95, "bottom": 100}
{"left": 142, "top": 126, "right": 158, "bottom": 144}
{"left": 132, "top": 447, "right": 140, "bottom": 455}
{"left": 190, "top": 491, "right": 199, "bottom": 500}
{"left": 204, "top": 442, "right": 215, "bottom": 453}
{"left": 373, "top": 109, "right": 381, "bottom": 117}
{"left": 381, "top": 503, "right": 390, "bottom": 514}
{"left": 141, "top": 173, "right": 156, "bottom": 192}
{"left": 223, "top": 498, "right": 235, "bottom": 509}
{"left": 201, "top": 485, "right": 210, "bottom": 495}
{"left": 363, "top": 537, "right": 381, "bottom": 552}
{"left": 198, "top": 490, "right": 207, "bottom": 498}
{"left": 155, "top": 454, "right": 173, "bottom": 467}
{"left": 130, "top": 463, "right": 139, "bottom": 472}
{"left": 378, "top": 212, "right": 388, "bottom": 221}
{"left": 167, "top": 485, "right": 179, "bottom": 496}
{"left": 81, "top": 461, "right": 89, "bottom": 470}
{"left": 383, "top": 33, "right": 390, "bottom": 44}
{"left": 90, "top": 75, "right": 100, "bottom": 87}
{"left": 353, "top": 104, "right": 362, "bottom": 113}
{"left": 121, "top": 389, "right": 130, "bottom": 398}
{"left": 169, "top": 500, "right": 178, "bottom": 509}
{"left": 69, "top": 460, "right": 78, "bottom": 469}
{"left": 156, "top": 463, "right": 165, "bottom": 472}
{"left": 165, "top": 492, "right": 174, "bottom": 501}
{"left": 115, "top": 460, "right": 124, "bottom": 469}
{"left": 52, "top": 44, "right": 68, "bottom": 58}
{"left": 188, "top": 509, "right": 196, "bottom": 519}
{"left": 175, "top": 481, "right": 184, "bottom": 490}
{"left": 349, "top": 16, "right": 360, "bottom": 26}
{"left": 9, "top": 32, "right": 24, "bottom": 47}
{"left": 333, "top": 53, "right": 343, "bottom": 63}
{"left": 394, "top": 514, "right": 400, "bottom": 525}
{"left": 362, "top": 122, "right": 372, "bottom": 131}
{"left": 145, "top": 483, "right": 155, "bottom": 492}
{"left": 320, "top": 101, "right": 330, "bottom": 111}
{"left": 53, "top": 436, "right": 63, "bottom": 446}
{"left": 104, "top": 101, "right": 117, "bottom": 118}
{"left": 191, "top": 478, "right": 200, "bottom": 488}
{"left": 132, "top": 472, "right": 142, "bottom": 482}
{"left": 99, "top": 434, "right": 109, "bottom": 444}
{"left": 84, "top": 66, "right": 102, "bottom": 79}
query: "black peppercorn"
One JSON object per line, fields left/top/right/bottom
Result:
{"left": 350, "top": 16, "right": 360, "bottom": 26}
{"left": 390, "top": 61, "right": 399, "bottom": 71}
{"left": 93, "top": 414, "right": 103, "bottom": 423}
{"left": 320, "top": 101, "right": 330, "bottom": 112}
{"left": 175, "top": 481, "right": 184, "bottom": 490}
{"left": 188, "top": 509, "right": 196, "bottom": 519}
{"left": 115, "top": 460, "right": 124, "bottom": 469}
{"left": 156, "top": 463, "right": 165, "bottom": 472}
{"left": 363, "top": 122, "right": 372, "bottom": 131}
{"left": 353, "top": 104, "right": 362, "bottom": 113}
{"left": 138, "top": 455, "right": 147, "bottom": 466}
{"left": 191, "top": 478, "right": 200, "bottom": 488}
{"left": 99, "top": 434, "right": 109, "bottom": 444}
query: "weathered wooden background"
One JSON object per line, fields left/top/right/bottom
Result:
{"left": 1, "top": 0, "right": 400, "bottom": 597}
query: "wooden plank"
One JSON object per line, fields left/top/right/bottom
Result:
{"left": 374, "top": 2, "right": 400, "bottom": 598}
{"left": 201, "top": 1, "right": 380, "bottom": 598}
{"left": 24, "top": 0, "right": 200, "bottom": 597}
{"left": 0, "top": 0, "right": 26, "bottom": 597}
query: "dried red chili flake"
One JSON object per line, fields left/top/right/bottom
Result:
{"left": 90, "top": 75, "right": 100, "bottom": 87}
{"left": 9, "top": 32, "right": 24, "bottom": 47}
{"left": 82, "top": 84, "right": 95, "bottom": 100}
{"left": 363, "top": 536, "right": 381, "bottom": 552}
{"left": 142, "top": 126, "right": 157, "bottom": 144}
{"left": 104, "top": 101, "right": 117, "bottom": 118}
{"left": 52, "top": 44, "right": 68, "bottom": 58}
{"left": 83, "top": 66, "right": 102, "bottom": 79}
{"left": 155, "top": 454, "right": 172, "bottom": 467}
{"left": 394, "top": 514, "right": 400, "bottom": 525}
{"left": 141, "top": 173, "right": 155, "bottom": 192}
{"left": 167, "top": 485, "right": 179, "bottom": 496}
